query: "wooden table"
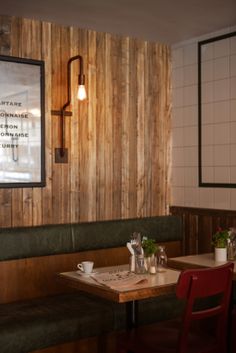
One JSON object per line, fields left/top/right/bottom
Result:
{"left": 168, "top": 252, "right": 236, "bottom": 281}
{"left": 58, "top": 264, "right": 180, "bottom": 328}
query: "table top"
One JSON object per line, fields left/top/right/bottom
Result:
{"left": 169, "top": 253, "right": 236, "bottom": 280}
{"left": 58, "top": 264, "right": 180, "bottom": 303}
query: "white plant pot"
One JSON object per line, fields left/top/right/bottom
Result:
{"left": 214, "top": 247, "right": 227, "bottom": 262}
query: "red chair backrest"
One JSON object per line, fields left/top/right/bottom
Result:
{"left": 175, "top": 262, "right": 234, "bottom": 353}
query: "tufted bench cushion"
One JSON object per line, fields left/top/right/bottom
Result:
{"left": 0, "top": 293, "right": 117, "bottom": 353}
{"left": 0, "top": 216, "right": 182, "bottom": 261}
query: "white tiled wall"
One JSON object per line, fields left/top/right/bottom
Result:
{"left": 171, "top": 26, "right": 236, "bottom": 210}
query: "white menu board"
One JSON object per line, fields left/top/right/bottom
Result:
{"left": 0, "top": 55, "right": 45, "bottom": 187}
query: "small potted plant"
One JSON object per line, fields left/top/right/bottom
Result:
{"left": 142, "top": 237, "right": 158, "bottom": 257}
{"left": 142, "top": 237, "right": 158, "bottom": 274}
{"left": 212, "top": 227, "right": 229, "bottom": 261}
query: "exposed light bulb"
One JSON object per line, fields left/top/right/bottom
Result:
{"left": 77, "top": 85, "right": 87, "bottom": 101}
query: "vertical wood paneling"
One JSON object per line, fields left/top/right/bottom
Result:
{"left": 150, "top": 43, "right": 160, "bottom": 216}
{"left": 111, "top": 36, "right": 122, "bottom": 219}
{"left": 42, "top": 22, "right": 53, "bottom": 224}
{"left": 49, "top": 24, "right": 62, "bottom": 223}
{"left": 78, "top": 28, "right": 89, "bottom": 222}
{"left": 128, "top": 38, "right": 138, "bottom": 218}
{"left": 0, "top": 15, "right": 171, "bottom": 228}
{"left": 70, "top": 28, "right": 80, "bottom": 223}
{"left": 87, "top": 30, "right": 97, "bottom": 221}
{"left": 103, "top": 33, "right": 113, "bottom": 220}
{"left": 121, "top": 37, "right": 130, "bottom": 219}
{"left": 96, "top": 32, "right": 106, "bottom": 220}
{"left": 144, "top": 42, "right": 152, "bottom": 217}
{"left": 136, "top": 40, "right": 145, "bottom": 218}
{"left": 60, "top": 26, "right": 71, "bottom": 224}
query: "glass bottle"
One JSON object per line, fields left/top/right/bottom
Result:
{"left": 148, "top": 254, "right": 157, "bottom": 274}
{"left": 157, "top": 246, "right": 168, "bottom": 272}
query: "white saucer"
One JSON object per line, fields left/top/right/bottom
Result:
{"left": 76, "top": 270, "right": 97, "bottom": 277}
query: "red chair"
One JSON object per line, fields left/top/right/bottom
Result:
{"left": 118, "top": 262, "right": 234, "bottom": 353}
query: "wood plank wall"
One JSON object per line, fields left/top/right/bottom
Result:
{"left": 170, "top": 206, "right": 236, "bottom": 255}
{"left": 0, "top": 15, "right": 171, "bottom": 228}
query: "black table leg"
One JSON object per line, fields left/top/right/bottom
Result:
{"left": 126, "top": 300, "right": 139, "bottom": 329}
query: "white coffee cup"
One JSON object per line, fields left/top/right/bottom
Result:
{"left": 77, "top": 261, "right": 94, "bottom": 274}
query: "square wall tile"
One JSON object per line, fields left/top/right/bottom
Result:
{"left": 202, "top": 103, "right": 214, "bottom": 124}
{"left": 230, "top": 189, "right": 236, "bottom": 210}
{"left": 230, "top": 77, "right": 236, "bottom": 99}
{"left": 214, "top": 145, "right": 230, "bottom": 166}
{"left": 213, "top": 123, "right": 230, "bottom": 145}
{"left": 202, "top": 82, "right": 214, "bottom": 103}
{"left": 214, "top": 188, "right": 230, "bottom": 209}
{"left": 230, "top": 54, "right": 236, "bottom": 76}
{"left": 183, "top": 126, "right": 198, "bottom": 146}
{"left": 214, "top": 57, "right": 230, "bottom": 80}
{"left": 183, "top": 106, "right": 198, "bottom": 126}
{"left": 171, "top": 167, "right": 185, "bottom": 186}
{"left": 172, "top": 67, "right": 184, "bottom": 88}
{"left": 171, "top": 187, "right": 185, "bottom": 206}
{"left": 172, "top": 147, "right": 184, "bottom": 167}
{"left": 172, "top": 107, "right": 183, "bottom": 127}
{"left": 184, "top": 167, "right": 198, "bottom": 186}
{"left": 202, "top": 124, "right": 214, "bottom": 146}
{"left": 230, "top": 144, "right": 236, "bottom": 166}
{"left": 184, "top": 146, "right": 198, "bottom": 167}
{"left": 214, "top": 38, "right": 230, "bottom": 58}
{"left": 201, "top": 42, "right": 214, "bottom": 61}
{"left": 183, "top": 85, "right": 198, "bottom": 106}
{"left": 230, "top": 100, "right": 236, "bottom": 121}
{"left": 172, "top": 47, "right": 184, "bottom": 68}
{"left": 230, "top": 36, "right": 236, "bottom": 55}
{"left": 202, "top": 61, "right": 213, "bottom": 82}
{"left": 230, "top": 166, "right": 236, "bottom": 183}
{"left": 183, "top": 44, "right": 197, "bottom": 65}
{"left": 172, "top": 87, "right": 183, "bottom": 107}
{"left": 214, "top": 166, "right": 230, "bottom": 183}
{"left": 199, "top": 188, "right": 214, "bottom": 208}
{"left": 202, "top": 167, "right": 214, "bottom": 183}
{"left": 184, "top": 187, "right": 199, "bottom": 207}
{"left": 183, "top": 64, "right": 197, "bottom": 86}
{"left": 202, "top": 146, "right": 214, "bottom": 166}
{"left": 230, "top": 122, "right": 236, "bottom": 143}
{"left": 214, "top": 101, "right": 230, "bottom": 123}
{"left": 214, "top": 78, "right": 230, "bottom": 101}
{"left": 172, "top": 127, "right": 184, "bottom": 147}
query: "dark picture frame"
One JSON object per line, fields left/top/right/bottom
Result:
{"left": 198, "top": 31, "right": 236, "bottom": 188}
{"left": 0, "top": 55, "right": 45, "bottom": 188}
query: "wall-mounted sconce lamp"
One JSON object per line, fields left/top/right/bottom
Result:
{"left": 51, "top": 55, "right": 86, "bottom": 163}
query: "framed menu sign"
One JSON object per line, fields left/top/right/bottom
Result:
{"left": 0, "top": 55, "right": 45, "bottom": 188}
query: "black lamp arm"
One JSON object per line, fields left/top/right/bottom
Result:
{"left": 60, "top": 55, "right": 84, "bottom": 156}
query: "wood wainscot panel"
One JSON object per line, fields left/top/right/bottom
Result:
{"left": 0, "top": 247, "right": 129, "bottom": 304}
{"left": 170, "top": 206, "right": 236, "bottom": 255}
{"left": 0, "top": 240, "right": 182, "bottom": 304}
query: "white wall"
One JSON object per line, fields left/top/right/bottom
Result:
{"left": 171, "top": 26, "right": 236, "bottom": 210}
